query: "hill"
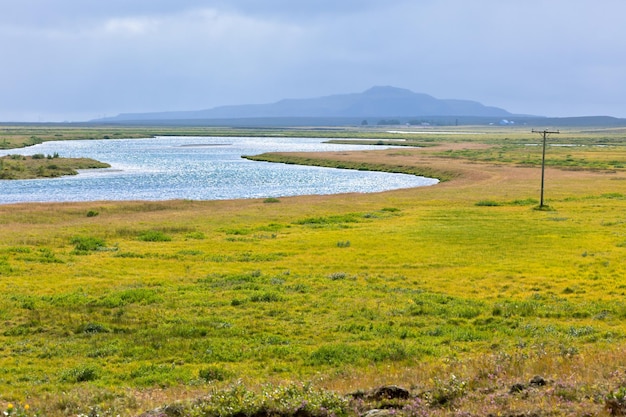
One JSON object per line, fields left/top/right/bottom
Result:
{"left": 96, "top": 86, "right": 513, "bottom": 122}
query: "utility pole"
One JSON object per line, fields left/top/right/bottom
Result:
{"left": 532, "top": 129, "right": 559, "bottom": 208}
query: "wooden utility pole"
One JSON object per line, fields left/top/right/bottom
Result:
{"left": 532, "top": 129, "right": 559, "bottom": 208}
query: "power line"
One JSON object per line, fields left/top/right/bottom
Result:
{"left": 532, "top": 129, "right": 560, "bottom": 208}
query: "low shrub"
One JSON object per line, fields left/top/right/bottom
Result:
{"left": 185, "top": 231, "right": 205, "bottom": 240}
{"left": 60, "top": 365, "right": 99, "bottom": 383}
{"left": 199, "top": 366, "right": 231, "bottom": 382}
{"left": 329, "top": 272, "right": 348, "bottom": 280}
{"left": 475, "top": 200, "right": 502, "bottom": 207}
{"left": 427, "top": 374, "right": 468, "bottom": 407}
{"left": 607, "top": 386, "right": 626, "bottom": 416}
{"left": 75, "top": 322, "right": 109, "bottom": 334}
{"left": 509, "top": 198, "right": 539, "bottom": 206}
{"left": 70, "top": 236, "right": 106, "bottom": 254}
{"left": 308, "top": 344, "right": 362, "bottom": 366}
{"left": 195, "top": 383, "right": 348, "bottom": 417}
{"left": 137, "top": 230, "right": 172, "bottom": 242}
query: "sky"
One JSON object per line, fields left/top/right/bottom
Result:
{"left": 1, "top": 0, "right": 626, "bottom": 122}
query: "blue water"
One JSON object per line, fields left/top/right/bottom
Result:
{"left": 0, "top": 136, "right": 437, "bottom": 204}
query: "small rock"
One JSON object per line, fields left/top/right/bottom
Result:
{"left": 347, "top": 389, "right": 367, "bottom": 400}
{"left": 136, "top": 410, "right": 168, "bottom": 417}
{"left": 363, "top": 409, "right": 396, "bottom": 417}
{"left": 369, "top": 385, "right": 410, "bottom": 400}
{"left": 606, "top": 398, "right": 626, "bottom": 416}
{"left": 509, "top": 383, "right": 526, "bottom": 394}
{"left": 529, "top": 376, "right": 546, "bottom": 387}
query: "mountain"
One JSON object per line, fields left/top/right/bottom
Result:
{"left": 96, "top": 86, "right": 512, "bottom": 122}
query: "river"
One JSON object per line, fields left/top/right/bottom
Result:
{"left": 0, "top": 136, "right": 437, "bottom": 204}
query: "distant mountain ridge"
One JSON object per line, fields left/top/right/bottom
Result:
{"left": 97, "top": 86, "right": 513, "bottom": 122}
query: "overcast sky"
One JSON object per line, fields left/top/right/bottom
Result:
{"left": 2, "top": 0, "right": 625, "bottom": 122}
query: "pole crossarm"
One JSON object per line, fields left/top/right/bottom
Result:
{"left": 532, "top": 129, "right": 560, "bottom": 208}
{"left": 532, "top": 129, "right": 560, "bottom": 135}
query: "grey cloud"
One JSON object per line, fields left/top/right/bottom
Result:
{"left": 1, "top": 0, "right": 626, "bottom": 121}
{"left": 1, "top": 0, "right": 393, "bottom": 26}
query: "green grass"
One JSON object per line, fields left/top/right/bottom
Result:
{"left": 0, "top": 124, "right": 516, "bottom": 150}
{"left": 243, "top": 153, "right": 458, "bottom": 182}
{"left": 435, "top": 142, "right": 626, "bottom": 170}
{"left": 0, "top": 154, "right": 110, "bottom": 179}
{"left": 1, "top": 126, "right": 626, "bottom": 415}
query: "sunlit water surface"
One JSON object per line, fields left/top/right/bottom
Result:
{"left": 0, "top": 136, "right": 438, "bottom": 204}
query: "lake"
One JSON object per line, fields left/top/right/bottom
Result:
{"left": 0, "top": 136, "right": 438, "bottom": 204}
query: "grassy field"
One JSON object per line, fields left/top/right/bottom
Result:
{"left": 0, "top": 153, "right": 110, "bottom": 179}
{"left": 0, "top": 125, "right": 461, "bottom": 150}
{"left": 1, "top": 126, "right": 626, "bottom": 416}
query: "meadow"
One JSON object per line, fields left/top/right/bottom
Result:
{"left": 1, "top": 125, "right": 626, "bottom": 416}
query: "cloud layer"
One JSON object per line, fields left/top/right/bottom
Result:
{"left": 2, "top": 0, "right": 625, "bottom": 121}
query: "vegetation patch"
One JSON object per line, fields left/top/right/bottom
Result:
{"left": 185, "top": 231, "right": 206, "bottom": 240}
{"left": 60, "top": 365, "right": 100, "bottom": 383}
{"left": 198, "top": 365, "right": 231, "bottom": 382}
{"left": 75, "top": 322, "right": 109, "bottom": 334}
{"left": 70, "top": 236, "right": 108, "bottom": 254}
{"left": 475, "top": 200, "right": 502, "bottom": 207}
{"left": 294, "top": 213, "right": 364, "bottom": 227}
{"left": 93, "top": 287, "right": 162, "bottom": 308}
{"left": 0, "top": 154, "right": 110, "bottom": 179}
{"left": 243, "top": 153, "right": 457, "bottom": 182}
{"left": 137, "top": 230, "right": 172, "bottom": 242}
